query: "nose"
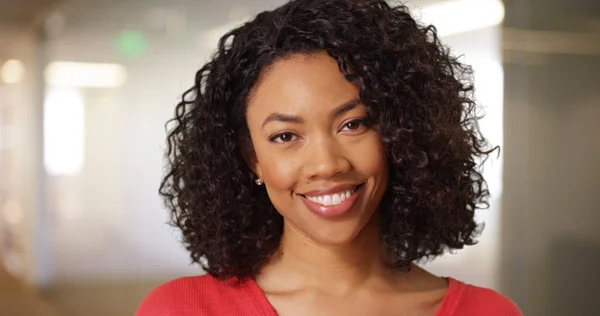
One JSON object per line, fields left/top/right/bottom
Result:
{"left": 301, "top": 137, "right": 352, "bottom": 181}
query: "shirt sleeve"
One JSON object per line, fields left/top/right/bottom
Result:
{"left": 459, "top": 284, "right": 523, "bottom": 316}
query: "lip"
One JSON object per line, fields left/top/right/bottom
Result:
{"left": 300, "top": 183, "right": 361, "bottom": 197}
{"left": 299, "top": 184, "right": 363, "bottom": 218}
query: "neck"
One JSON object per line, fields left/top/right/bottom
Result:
{"left": 257, "top": 216, "right": 400, "bottom": 293}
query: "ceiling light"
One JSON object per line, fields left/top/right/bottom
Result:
{"left": 45, "top": 61, "right": 127, "bottom": 88}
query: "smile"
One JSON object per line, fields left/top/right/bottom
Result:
{"left": 304, "top": 187, "right": 357, "bottom": 206}
{"left": 299, "top": 184, "right": 363, "bottom": 218}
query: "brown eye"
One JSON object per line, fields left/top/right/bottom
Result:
{"left": 269, "top": 132, "right": 298, "bottom": 143}
{"left": 345, "top": 121, "right": 361, "bottom": 130}
{"left": 341, "top": 118, "right": 370, "bottom": 132}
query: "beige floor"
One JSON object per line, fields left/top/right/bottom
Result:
{"left": 0, "top": 268, "right": 63, "bottom": 316}
{"left": 46, "top": 280, "right": 162, "bottom": 316}
{"left": 0, "top": 266, "right": 167, "bottom": 316}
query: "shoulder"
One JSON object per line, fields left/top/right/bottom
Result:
{"left": 135, "top": 274, "right": 249, "bottom": 316}
{"left": 445, "top": 279, "right": 523, "bottom": 316}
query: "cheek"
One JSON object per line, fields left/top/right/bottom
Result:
{"left": 255, "top": 145, "right": 300, "bottom": 193}
{"left": 350, "top": 134, "right": 388, "bottom": 177}
{"left": 261, "top": 157, "right": 301, "bottom": 214}
{"left": 263, "top": 161, "right": 299, "bottom": 191}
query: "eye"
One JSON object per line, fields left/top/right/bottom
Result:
{"left": 269, "top": 132, "right": 299, "bottom": 143}
{"left": 340, "top": 118, "right": 370, "bottom": 132}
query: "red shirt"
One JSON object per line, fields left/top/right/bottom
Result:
{"left": 136, "top": 274, "right": 522, "bottom": 316}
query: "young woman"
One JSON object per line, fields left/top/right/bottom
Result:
{"left": 137, "top": 0, "right": 521, "bottom": 315}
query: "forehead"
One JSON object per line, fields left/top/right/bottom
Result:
{"left": 247, "top": 53, "right": 359, "bottom": 115}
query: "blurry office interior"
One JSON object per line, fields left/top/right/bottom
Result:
{"left": 1, "top": 0, "right": 599, "bottom": 315}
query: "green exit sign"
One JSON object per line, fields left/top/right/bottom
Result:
{"left": 116, "top": 30, "right": 147, "bottom": 57}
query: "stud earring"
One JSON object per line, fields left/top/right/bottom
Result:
{"left": 255, "top": 178, "right": 264, "bottom": 186}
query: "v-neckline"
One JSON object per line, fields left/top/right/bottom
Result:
{"left": 241, "top": 276, "right": 465, "bottom": 316}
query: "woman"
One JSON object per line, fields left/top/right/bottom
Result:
{"left": 137, "top": 0, "right": 521, "bottom": 315}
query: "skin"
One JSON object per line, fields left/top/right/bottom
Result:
{"left": 245, "top": 52, "right": 447, "bottom": 316}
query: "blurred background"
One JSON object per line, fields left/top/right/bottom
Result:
{"left": 0, "top": 0, "right": 598, "bottom": 315}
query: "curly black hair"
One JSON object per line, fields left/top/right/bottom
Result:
{"left": 159, "top": 0, "right": 497, "bottom": 280}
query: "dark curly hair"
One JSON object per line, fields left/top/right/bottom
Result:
{"left": 159, "top": 0, "right": 497, "bottom": 280}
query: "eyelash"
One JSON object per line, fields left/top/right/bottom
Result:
{"left": 340, "top": 118, "right": 371, "bottom": 131}
{"left": 269, "top": 132, "right": 298, "bottom": 143}
{"left": 268, "top": 118, "right": 371, "bottom": 143}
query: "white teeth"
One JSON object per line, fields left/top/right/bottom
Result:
{"left": 332, "top": 194, "right": 341, "bottom": 205}
{"left": 305, "top": 188, "right": 356, "bottom": 206}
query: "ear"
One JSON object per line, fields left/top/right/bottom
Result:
{"left": 241, "top": 139, "right": 262, "bottom": 179}
{"left": 254, "top": 163, "right": 263, "bottom": 181}
{"left": 247, "top": 152, "right": 261, "bottom": 177}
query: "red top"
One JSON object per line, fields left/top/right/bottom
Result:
{"left": 136, "top": 274, "right": 522, "bottom": 316}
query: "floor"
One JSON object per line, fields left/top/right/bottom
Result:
{"left": 0, "top": 267, "right": 164, "bottom": 316}
{"left": 45, "top": 280, "right": 162, "bottom": 316}
{"left": 0, "top": 268, "right": 63, "bottom": 316}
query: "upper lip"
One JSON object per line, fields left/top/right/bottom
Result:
{"left": 299, "top": 183, "right": 361, "bottom": 197}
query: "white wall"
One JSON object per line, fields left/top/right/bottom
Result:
{"left": 0, "top": 29, "right": 52, "bottom": 287}
{"left": 502, "top": 52, "right": 600, "bottom": 314}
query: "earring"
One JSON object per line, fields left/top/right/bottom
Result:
{"left": 255, "top": 178, "right": 264, "bottom": 186}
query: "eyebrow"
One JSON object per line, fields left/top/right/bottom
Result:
{"left": 261, "top": 98, "right": 363, "bottom": 129}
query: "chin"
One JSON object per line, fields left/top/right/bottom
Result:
{"left": 302, "top": 221, "right": 370, "bottom": 246}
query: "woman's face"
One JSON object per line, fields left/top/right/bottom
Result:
{"left": 246, "top": 52, "right": 389, "bottom": 245}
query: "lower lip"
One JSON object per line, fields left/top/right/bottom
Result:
{"left": 300, "top": 186, "right": 362, "bottom": 218}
